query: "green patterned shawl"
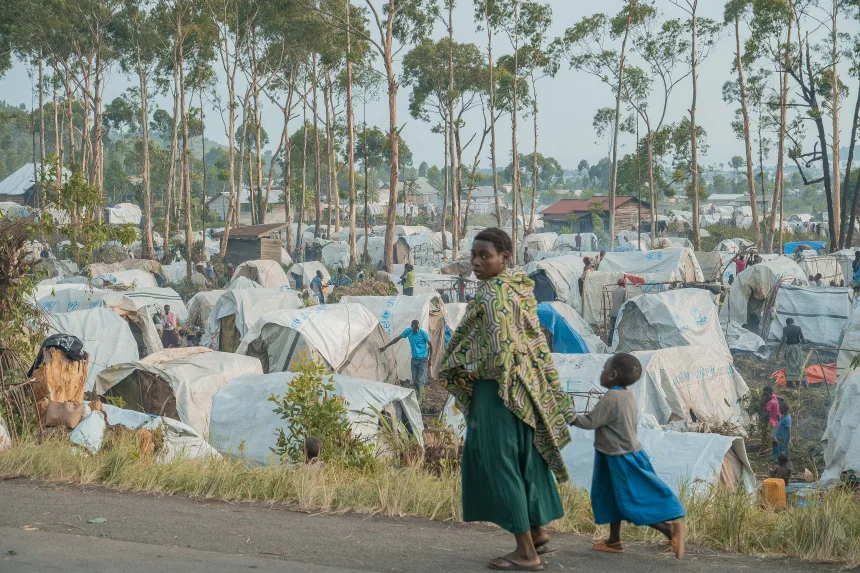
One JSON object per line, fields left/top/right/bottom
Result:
{"left": 441, "top": 269, "right": 576, "bottom": 482}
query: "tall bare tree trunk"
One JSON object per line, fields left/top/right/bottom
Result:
{"left": 529, "top": 80, "right": 539, "bottom": 234}
{"left": 65, "top": 70, "right": 75, "bottom": 168}
{"left": 138, "top": 52, "right": 154, "bottom": 259}
{"left": 219, "top": 13, "right": 241, "bottom": 257}
{"left": 510, "top": 1, "right": 521, "bottom": 263}
{"left": 254, "top": 84, "right": 265, "bottom": 225}
{"left": 689, "top": 0, "right": 701, "bottom": 250}
{"left": 324, "top": 74, "right": 334, "bottom": 239}
{"left": 441, "top": 121, "right": 449, "bottom": 251}
{"left": 647, "top": 126, "right": 657, "bottom": 246}
{"left": 831, "top": 0, "right": 841, "bottom": 249}
{"left": 346, "top": 2, "right": 358, "bottom": 266}
{"left": 200, "top": 90, "right": 207, "bottom": 260}
{"left": 38, "top": 52, "right": 46, "bottom": 209}
{"left": 734, "top": 15, "right": 762, "bottom": 249}
{"left": 235, "top": 99, "right": 249, "bottom": 230}
{"left": 447, "top": 0, "right": 458, "bottom": 257}
{"left": 382, "top": 2, "right": 399, "bottom": 269}
{"left": 163, "top": 62, "right": 181, "bottom": 263}
{"left": 609, "top": 3, "right": 633, "bottom": 252}
{"left": 486, "top": 6, "right": 501, "bottom": 226}
{"left": 768, "top": 9, "right": 792, "bottom": 253}
{"left": 53, "top": 62, "right": 62, "bottom": 204}
{"left": 312, "top": 54, "right": 322, "bottom": 238}
{"left": 282, "top": 71, "right": 296, "bottom": 255}
{"left": 297, "top": 72, "right": 309, "bottom": 261}
{"left": 177, "top": 14, "right": 193, "bottom": 279}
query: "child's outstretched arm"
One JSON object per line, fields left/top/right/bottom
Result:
{"left": 572, "top": 393, "right": 616, "bottom": 430}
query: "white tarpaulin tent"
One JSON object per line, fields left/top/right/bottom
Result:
{"left": 33, "top": 284, "right": 107, "bottom": 314}
{"left": 528, "top": 255, "right": 585, "bottom": 310}
{"left": 581, "top": 270, "right": 623, "bottom": 326}
{"left": 764, "top": 285, "right": 851, "bottom": 348}
{"left": 100, "top": 291, "right": 164, "bottom": 357}
{"left": 94, "top": 347, "right": 263, "bottom": 438}
{"left": 522, "top": 232, "right": 558, "bottom": 254}
{"left": 553, "top": 349, "right": 749, "bottom": 426}
{"left": 545, "top": 301, "right": 609, "bottom": 354}
{"left": 71, "top": 404, "right": 220, "bottom": 461}
{"left": 797, "top": 255, "right": 843, "bottom": 286}
{"left": 340, "top": 294, "right": 446, "bottom": 381}
{"left": 92, "top": 269, "right": 159, "bottom": 289}
{"left": 44, "top": 307, "right": 140, "bottom": 391}
{"left": 357, "top": 236, "right": 386, "bottom": 265}
{"left": 237, "top": 304, "right": 399, "bottom": 383}
{"left": 321, "top": 241, "right": 351, "bottom": 269}
{"left": 821, "top": 372, "right": 860, "bottom": 484}
{"left": 202, "top": 287, "right": 303, "bottom": 350}
{"left": 121, "top": 287, "right": 188, "bottom": 321}
{"left": 225, "top": 276, "right": 262, "bottom": 291}
{"left": 209, "top": 372, "right": 424, "bottom": 466}
{"left": 562, "top": 422, "right": 755, "bottom": 495}
{"left": 105, "top": 203, "right": 142, "bottom": 225}
{"left": 228, "top": 260, "right": 289, "bottom": 289}
{"left": 613, "top": 288, "right": 727, "bottom": 353}
{"left": 837, "top": 306, "right": 860, "bottom": 377}
{"left": 554, "top": 233, "right": 598, "bottom": 252}
{"left": 598, "top": 248, "right": 704, "bottom": 282}
{"left": 720, "top": 258, "right": 809, "bottom": 327}
{"left": 444, "top": 302, "right": 468, "bottom": 334}
{"left": 289, "top": 261, "right": 330, "bottom": 290}
{"left": 186, "top": 290, "right": 225, "bottom": 325}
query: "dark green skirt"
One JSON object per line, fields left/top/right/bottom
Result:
{"left": 461, "top": 379, "right": 565, "bottom": 534}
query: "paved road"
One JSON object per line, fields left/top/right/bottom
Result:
{"left": 0, "top": 479, "right": 839, "bottom": 573}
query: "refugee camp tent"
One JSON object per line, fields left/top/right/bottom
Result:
{"left": 121, "top": 287, "right": 188, "bottom": 321}
{"left": 720, "top": 258, "right": 808, "bottom": 327}
{"left": 101, "top": 291, "right": 164, "bottom": 357}
{"left": 394, "top": 225, "right": 433, "bottom": 237}
{"left": 553, "top": 233, "right": 598, "bottom": 253}
{"left": 537, "top": 302, "right": 608, "bottom": 354}
{"left": 321, "top": 241, "right": 351, "bottom": 269}
{"left": 553, "top": 349, "right": 749, "bottom": 426}
{"left": 598, "top": 248, "right": 704, "bottom": 282}
{"left": 210, "top": 372, "right": 423, "bottom": 466}
{"left": 237, "top": 304, "right": 399, "bottom": 384}
{"left": 33, "top": 284, "right": 108, "bottom": 314}
{"left": 695, "top": 251, "right": 734, "bottom": 283}
{"left": 821, "top": 371, "right": 860, "bottom": 484}
{"left": 837, "top": 306, "right": 860, "bottom": 376}
{"left": 521, "top": 232, "right": 558, "bottom": 255}
{"left": 764, "top": 285, "right": 851, "bottom": 348}
{"left": 228, "top": 259, "right": 289, "bottom": 289}
{"left": 581, "top": 270, "right": 624, "bottom": 326}
{"left": 44, "top": 307, "right": 140, "bottom": 391}
{"left": 71, "top": 404, "right": 219, "bottom": 461}
{"left": 339, "top": 294, "right": 445, "bottom": 381}
{"left": 288, "top": 261, "right": 330, "bottom": 290}
{"left": 797, "top": 255, "right": 843, "bottom": 286}
{"left": 444, "top": 303, "right": 468, "bottom": 341}
{"left": 202, "top": 287, "right": 303, "bottom": 351}
{"left": 528, "top": 255, "right": 585, "bottom": 310}
{"left": 89, "top": 259, "right": 167, "bottom": 286}
{"left": 92, "top": 268, "right": 159, "bottom": 289}
{"left": 224, "top": 276, "right": 260, "bottom": 291}
{"left": 94, "top": 347, "right": 263, "bottom": 438}
{"left": 562, "top": 422, "right": 755, "bottom": 495}
{"left": 614, "top": 288, "right": 725, "bottom": 353}
{"left": 186, "top": 290, "right": 225, "bottom": 327}
{"left": 105, "top": 203, "right": 142, "bottom": 225}
{"left": 356, "top": 236, "right": 387, "bottom": 266}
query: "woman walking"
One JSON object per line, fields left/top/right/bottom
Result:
{"left": 442, "top": 228, "right": 575, "bottom": 571}
{"left": 778, "top": 318, "right": 807, "bottom": 388}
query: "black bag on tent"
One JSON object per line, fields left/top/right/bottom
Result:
{"left": 27, "top": 334, "right": 89, "bottom": 377}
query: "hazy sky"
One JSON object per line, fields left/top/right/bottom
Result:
{"left": 1, "top": 0, "right": 857, "bottom": 172}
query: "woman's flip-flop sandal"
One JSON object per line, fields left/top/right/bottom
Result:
{"left": 592, "top": 540, "right": 624, "bottom": 553}
{"left": 534, "top": 542, "right": 557, "bottom": 556}
{"left": 488, "top": 557, "right": 545, "bottom": 571}
{"left": 669, "top": 522, "right": 685, "bottom": 559}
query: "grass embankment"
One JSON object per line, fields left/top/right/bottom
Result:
{"left": 1, "top": 434, "right": 859, "bottom": 564}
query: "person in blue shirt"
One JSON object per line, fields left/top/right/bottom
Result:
{"left": 310, "top": 270, "right": 326, "bottom": 304}
{"left": 379, "top": 320, "right": 433, "bottom": 402}
{"left": 773, "top": 400, "right": 792, "bottom": 461}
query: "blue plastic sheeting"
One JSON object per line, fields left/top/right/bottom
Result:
{"left": 536, "top": 302, "right": 590, "bottom": 354}
{"left": 783, "top": 240, "right": 827, "bottom": 255}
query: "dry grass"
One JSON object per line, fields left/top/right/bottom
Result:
{"left": 1, "top": 434, "right": 860, "bottom": 564}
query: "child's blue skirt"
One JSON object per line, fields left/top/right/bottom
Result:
{"left": 591, "top": 450, "right": 686, "bottom": 526}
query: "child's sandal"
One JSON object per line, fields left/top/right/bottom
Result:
{"left": 592, "top": 540, "right": 624, "bottom": 553}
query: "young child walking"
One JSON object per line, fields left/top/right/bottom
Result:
{"left": 572, "top": 352, "right": 686, "bottom": 558}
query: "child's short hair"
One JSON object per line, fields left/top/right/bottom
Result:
{"left": 609, "top": 352, "right": 642, "bottom": 387}
{"left": 778, "top": 454, "right": 788, "bottom": 465}
{"left": 305, "top": 436, "right": 322, "bottom": 460}
{"left": 780, "top": 401, "right": 790, "bottom": 414}
{"left": 474, "top": 228, "right": 513, "bottom": 255}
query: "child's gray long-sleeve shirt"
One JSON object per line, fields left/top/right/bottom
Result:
{"left": 572, "top": 389, "right": 641, "bottom": 455}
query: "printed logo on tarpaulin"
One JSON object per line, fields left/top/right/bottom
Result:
{"left": 68, "top": 301, "right": 80, "bottom": 311}
{"left": 690, "top": 305, "right": 708, "bottom": 326}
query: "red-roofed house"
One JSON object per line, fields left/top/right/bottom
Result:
{"left": 541, "top": 196, "right": 649, "bottom": 233}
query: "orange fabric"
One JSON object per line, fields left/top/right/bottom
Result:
{"left": 770, "top": 362, "right": 836, "bottom": 387}
{"left": 623, "top": 273, "right": 645, "bottom": 285}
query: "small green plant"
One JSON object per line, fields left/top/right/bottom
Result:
{"left": 268, "top": 358, "right": 376, "bottom": 469}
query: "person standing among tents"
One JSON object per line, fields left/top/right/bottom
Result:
{"left": 376, "top": 263, "right": 392, "bottom": 284}
{"left": 379, "top": 319, "right": 433, "bottom": 403}
{"left": 442, "top": 228, "right": 574, "bottom": 572}
{"left": 329, "top": 267, "right": 353, "bottom": 289}
{"left": 608, "top": 279, "right": 627, "bottom": 345}
{"left": 161, "top": 304, "right": 180, "bottom": 349}
{"left": 777, "top": 318, "right": 807, "bottom": 388}
{"left": 852, "top": 251, "right": 860, "bottom": 277}
{"left": 310, "top": 270, "right": 327, "bottom": 304}
{"left": 401, "top": 263, "right": 415, "bottom": 296}
{"left": 734, "top": 255, "right": 747, "bottom": 275}
{"left": 575, "top": 233, "right": 582, "bottom": 252}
